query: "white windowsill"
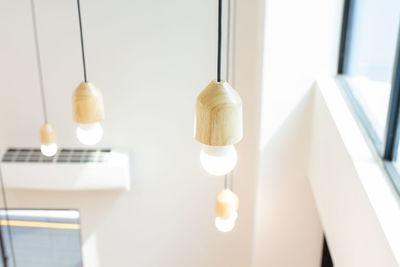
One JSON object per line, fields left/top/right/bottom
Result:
{"left": 316, "top": 76, "right": 400, "bottom": 265}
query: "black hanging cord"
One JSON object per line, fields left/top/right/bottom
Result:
{"left": 223, "top": 173, "right": 234, "bottom": 191}
{"left": 30, "top": 0, "right": 48, "bottom": 124}
{"left": 0, "top": 228, "right": 8, "bottom": 267}
{"left": 222, "top": 1, "right": 235, "bottom": 192}
{"left": 217, "top": 0, "right": 223, "bottom": 82}
{"left": 230, "top": 172, "right": 234, "bottom": 191}
{"left": 0, "top": 167, "right": 17, "bottom": 267}
{"left": 77, "top": 0, "right": 88, "bottom": 82}
{"left": 224, "top": 174, "right": 228, "bottom": 189}
{"left": 226, "top": 0, "right": 231, "bottom": 82}
{"left": 223, "top": 1, "right": 234, "bottom": 192}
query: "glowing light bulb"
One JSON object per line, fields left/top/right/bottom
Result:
{"left": 76, "top": 122, "right": 103, "bottom": 145}
{"left": 200, "top": 145, "right": 237, "bottom": 176}
{"left": 40, "top": 143, "right": 58, "bottom": 157}
{"left": 215, "top": 211, "right": 238, "bottom": 232}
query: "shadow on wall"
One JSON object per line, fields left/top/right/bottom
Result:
{"left": 254, "top": 87, "right": 324, "bottom": 267}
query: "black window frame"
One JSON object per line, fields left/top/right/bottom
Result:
{"left": 337, "top": 0, "right": 400, "bottom": 195}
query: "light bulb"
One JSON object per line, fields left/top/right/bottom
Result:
{"left": 215, "top": 211, "right": 238, "bottom": 232}
{"left": 200, "top": 145, "right": 237, "bottom": 176}
{"left": 41, "top": 143, "right": 58, "bottom": 157}
{"left": 76, "top": 122, "right": 103, "bottom": 145}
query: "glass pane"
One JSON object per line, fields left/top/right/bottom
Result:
{"left": 0, "top": 210, "right": 83, "bottom": 267}
{"left": 343, "top": 0, "right": 400, "bottom": 141}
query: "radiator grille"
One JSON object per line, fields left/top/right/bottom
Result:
{"left": 1, "top": 148, "right": 112, "bottom": 163}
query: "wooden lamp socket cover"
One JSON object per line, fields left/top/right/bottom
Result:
{"left": 215, "top": 189, "right": 239, "bottom": 218}
{"left": 72, "top": 82, "right": 105, "bottom": 124}
{"left": 40, "top": 123, "right": 56, "bottom": 145}
{"left": 195, "top": 80, "right": 243, "bottom": 146}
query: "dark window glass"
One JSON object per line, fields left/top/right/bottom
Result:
{"left": 342, "top": 0, "right": 400, "bottom": 141}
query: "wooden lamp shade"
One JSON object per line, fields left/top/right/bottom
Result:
{"left": 215, "top": 189, "right": 239, "bottom": 218}
{"left": 40, "top": 123, "right": 56, "bottom": 145}
{"left": 72, "top": 82, "right": 104, "bottom": 124}
{"left": 195, "top": 80, "right": 243, "bottom": 146}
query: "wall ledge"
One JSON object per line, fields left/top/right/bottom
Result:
{"left": 309, "top": 77, "right": 400, "bottom": 266}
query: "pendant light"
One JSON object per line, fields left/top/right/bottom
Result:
{"left": 215, "top": 175, "right": 239, "bottom": 232}
{"left": 195, "top": 0, "right": 242, "bottom": 176}
{"left": 72, "top": 0, "right": 104, "bottom": 145}
{"left": 211, "top": 0, "right": 240, "bottom": 233}
{"left": 30, "top": 0, "right": 58, "bottom": 157}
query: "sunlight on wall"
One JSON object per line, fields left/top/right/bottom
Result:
{"left": 259, "top": 0, "right": 343, "bottom": 149}
{"left": 82, "top": 233, "right": 100, "bottom": 267}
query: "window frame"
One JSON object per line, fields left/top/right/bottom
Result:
{"left": 337, "top": 0, "right": 400, "bottom": 195}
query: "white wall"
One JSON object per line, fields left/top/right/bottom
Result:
{"left": 0, "top": 0, "right": 262, "bottom": 266}
{"left": 309, "top": 80, "right": 400, "bottom": 267}
{"left": 253, "top": 0, "right": 344, "bottom": 266}
{"left": 253, "top": 89, "right": 323, "bottom": 267}
{"left": 253, "top": 0, "right": 400, "bottom": 265}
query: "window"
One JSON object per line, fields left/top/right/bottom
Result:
{"left": 0, "top": 210, "right": 83, "bottom": 267}
{"left": 338, "top": 0, "right": 400, "bottom": 193}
